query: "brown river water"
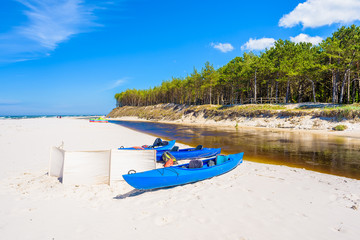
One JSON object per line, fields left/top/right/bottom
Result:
{"left": 110, "top": 120, "right": 360, "bottom": 179}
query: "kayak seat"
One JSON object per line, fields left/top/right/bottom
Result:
{"left": 194, "top": 145, "right": 203, "bottom": 151}
{"left": 153, "top": 138, "right": 163, "bottom": 147}
{"left": 188, "top": 159, "right": 203, "bottom": 168}
{"left": 171, "top": 146, "right": 179, "bottom": 151}
{"left": 215, "top": 155, "right": 228, "bottom": 165}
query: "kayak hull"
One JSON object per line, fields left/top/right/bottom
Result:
{"left": 123, "top": 153, "right": 244, "bottom": 190}
{"left": 89, "top": 118, "right": 108, "bottom": 123}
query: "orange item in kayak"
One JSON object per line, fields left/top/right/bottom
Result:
{"left": 164, "top": 159, "right": 174, "bottom": 167}
{"left": 132, "top": 146, "right": 144, "bottom": 150}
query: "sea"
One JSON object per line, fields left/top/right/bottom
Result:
{"left": 0, "top": 115, "right": 103, "bottom": 119}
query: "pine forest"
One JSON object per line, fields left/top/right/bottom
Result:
{"left": 115, "top": 25, "right": 360, "bottom": 107}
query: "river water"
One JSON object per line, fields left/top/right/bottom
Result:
{"left": 110, "top": 120, "right": 360, "bottom": 179}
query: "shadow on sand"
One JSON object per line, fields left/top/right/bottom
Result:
{"left": 113, "top": 186, "right": 178, "bottom": 199}
{"left": 113, "top": 189, "right": 151, "bottom": 199}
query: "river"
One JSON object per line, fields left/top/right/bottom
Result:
{"left": 110, "top": 120, "right": 360, "bottom": 179}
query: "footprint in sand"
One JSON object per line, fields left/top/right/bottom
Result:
{"left": 197, "top": 217, "right": 206, "bottom": 223}
{"left": 134, "top": 211, "right": 151, "bottom": 221}
{"left": 154, "top": 216, "right": 173, "bottom": 226}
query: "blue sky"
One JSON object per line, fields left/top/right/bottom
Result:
{"left": 1, "top": 0, "right": 360, "bottom": 115}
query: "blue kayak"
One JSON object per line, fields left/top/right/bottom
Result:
{"left": 123, "top": 152, "right": 244, "bottom": 190}
{"left": 118, "top": 139, "right": 176, "bottom": 151}
{"left": 156, "top": 147, "right": 221, "bottom": 161}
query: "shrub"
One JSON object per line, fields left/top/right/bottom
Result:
{"left": 333, "top": 125, "right": 348, "bottom": 131}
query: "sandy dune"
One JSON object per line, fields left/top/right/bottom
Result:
{"left": 0, "top": 118, "right": 359, "bottom": 240}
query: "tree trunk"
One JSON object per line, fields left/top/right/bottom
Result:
{"left": 209, "top": 86, "right": 212, "bottom": 105}
{"left": 298, "top": 83, "right": 302, "bottom": 103}
{"left": 351, "top": 76, "right": 360, "bottom": 103}
{"left": 339, "top": 70, "right": 349, "bottom": 104}
{"left": 275, "top": 81, "right": 279, "bottom": 103}
{"left": 286, "top": 80, "right": 290, "bottom": 103}
{"left": 308, "top": 79, "right": 316, "bottom": 103}
{"left": 347, "top": 70, "right": 351, "bottom": 103}
{"left": 254, "top": 68, "right": 257, "bottom": 104}
{"left": 352, "top": 79, "right": 356, "bottom": 103}
{"left": 312, "top": 82, "right": 316, "bottom": 103}
{"left": 332, "top": 70, "right": 337, "bottom": 103}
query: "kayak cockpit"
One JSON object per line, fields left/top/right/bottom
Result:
{"left": 174, "top": 155, "right": 231, "bottom": 170}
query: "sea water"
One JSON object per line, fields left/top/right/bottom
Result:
{"left": 0, "top": 115, "right": 95, "bottom": 119}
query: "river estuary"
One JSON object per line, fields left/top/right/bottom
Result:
{"left": 110, "top": 120, "right": 360, "bottom": 179}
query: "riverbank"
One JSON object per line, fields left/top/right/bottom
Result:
{"left": 108, "top": 103, "right": 360, "bottom": 139}
{"left": 0, "top": 117, "right": 359, "bottom": 239}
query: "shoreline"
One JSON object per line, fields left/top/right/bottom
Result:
{"left": 108, "top": 116, "right": 360, "bottom": 140}
{"left": 107, "top": 103, "right": 360, "bottom": 140}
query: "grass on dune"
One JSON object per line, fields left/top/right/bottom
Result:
{"left": 108, "top": 103, "right": 360, "bottom": 122}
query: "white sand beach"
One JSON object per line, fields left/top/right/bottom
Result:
{"left": 0, "top": 118, "right": 359, "bottom": 240}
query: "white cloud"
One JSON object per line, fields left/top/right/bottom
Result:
{"left": 0, "top": 99, "right": 21, "bottom": 105}
{"left": 105, "top": 78, "right": 127, "bottom": 90}
{"left": 279, "top": 0, "right": 360, "bottom": 28}
{"left": 0, "top": 0, "right": 100, "bottom": 62}
{"left": 290, "top": 33, "right": 323, "bottom": 45}
{"left": 211, "top": 42, "right": 234, "bottom": 53}
{"left": 241, "top": 38, "right": 275, "bottom": 51}
{"left": 17, "top": 0, "right": 98, "bottom": 49}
